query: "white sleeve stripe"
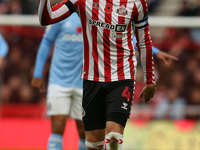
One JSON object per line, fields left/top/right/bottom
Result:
{"left": 135, "top": 21, "right": 148, "bottom": 27}
{"left": 38, "top": 0, "right": 47, "bottom": 23}
{"left": 48, "top": 5, "right": 69, "bottom": 19}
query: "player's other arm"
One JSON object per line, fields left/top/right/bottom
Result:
{"left": 134, "top": 0, "right": 156, "bottom": 102}
{"left": 31, "top": 36, "right": 52, "bottom": 92}
{"left": 133, "top": 36, "right": 179, "bottom": 67}
{"left": 0, "top": 34, "right": 9, "bottom": 68}
{"left": 38, "top": 0, "right": 77, "bottom": 25}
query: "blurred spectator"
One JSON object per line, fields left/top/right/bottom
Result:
{"left": 0, "top": 0, "right": 9, "bottom": 14}
{"left": 18, "top": 84, "right": 34, "bottom": 103}
{"left": 147, "top": 0, "right": 160, "bottom": 14}
{"left": 186, "top": 87, "right": 200, "bottom": 120}
{"left": 21, "top": 0, "right": 38, "bottom": 14}
{"left": 170, "top": 70, "right": 185, "bottom": 96}
{"left": 177, "top": 0, "right": 196, "bottom": 16}
{"left": 155, "top": 86, "right": 186, "bottom": 120}
{"left": 9, "top": 0, "right": 22, "bottom": 14}
{"left": 0, "top": 84, "right": 12, "bottom": 103}
{"left": 191, "top": 68, "right": 200, "bottom": 87}
{"left": 177, "top": 0, "right": 200, "bottom": 48}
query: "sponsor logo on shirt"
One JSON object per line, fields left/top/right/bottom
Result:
{"left": 62, "top": 34, "right": 83, "bottom": 42}
{"left": 88, "top": 19, "right": 127, "bottom": 33}
{"left": 110, "top": 32, "right": 125, "bottom": 39}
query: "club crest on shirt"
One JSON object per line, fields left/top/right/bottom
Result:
{"left": 116, "top": 5, "right": 128, "bottom": 16}
{"left": 92, "top": 2, "right": 99, "bottom": 9}
{"left": 104, "top": 3, "right": 113, "bottom": 13}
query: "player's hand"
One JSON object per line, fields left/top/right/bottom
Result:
{"left": 0, "top": 57, "right": 3, "bottom": 68}
{"left": 31, "top": 78, "right": 46, "bottom": 93}
{"left": 139, "top": 83, "right": 156, "bottom": 103}
{"left": 156, "top": 51, "right": 179, "bottom": 67}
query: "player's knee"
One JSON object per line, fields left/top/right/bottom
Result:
{"left": 105, "top": 132, "right": 123, "bottom": 150}
{"left": 52, "top": 121, "right": 66, "bottom": 135}
{"left": 85, "top": 140, "right": 105, "bottom": 150}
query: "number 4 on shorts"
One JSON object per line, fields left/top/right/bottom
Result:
{"left": 122, "top": 86, "right": 131, "bottom": 102}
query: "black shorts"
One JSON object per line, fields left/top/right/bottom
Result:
{"left": 82, "top": 79, "right": 134, "bottom": 131}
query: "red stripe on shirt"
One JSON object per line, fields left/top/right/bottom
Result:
{"left": 116, "top": 0, "right": 127, "bottom": 80}
{"left": 79, "top": 0, "right": 89, "bottom": 80}
{"left": 139, "top": 0, "right": 148, "bottom": 15}
{"left": 40, "top": 0, "right": 51, "bottom": 25}
{"left": 131, "top": 3, "right": 137, "bottom": 21}
{"left": 103, "top": 0, "right": 113, "bottom": 82}
{"left": 127, "top": 22, "right": 134, "bottom": 79}
{"left": 92, "top": 0, "right": 99, "bottom": 81}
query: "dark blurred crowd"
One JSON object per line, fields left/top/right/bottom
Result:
{"left": 132, "top": 0, "right": 200, "bottom": 120}
{"left": 0, "top": 0, "right": 65, "bottom": 14}
{"left": 0, "top": 0, "right": 200, "bottom": 120}
{"left": 0, "top": 0, "right": 38, "bottom": 14}
{"left": 0, "top": 28, "right": 48, "bottom": 104}
{"left": 0, "top": 0, "right": 162, "bottom": 15}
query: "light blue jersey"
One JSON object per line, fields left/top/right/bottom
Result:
{"left": 33, "top": 14, "right": 160, "bottom": 88}
{"left": 33, "top": 13, "right": 83, "bottom": 88}
{"left": 0, "top": 33, "right": 9, "bottom": 57}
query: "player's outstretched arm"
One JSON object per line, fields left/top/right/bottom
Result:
{"left": 156, "top": 51, "right": 179, "bottom": 67}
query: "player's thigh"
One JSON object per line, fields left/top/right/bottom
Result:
{"left": 47, "top": 84, "right": 72, "bottom": 116}
{"left": 82, "top": 80, "right": 106, "bottom": 131}
{"left": 106, "top": 79, "right": 134, "bottom": 127}
{"left": 70, "top": 88, "right": 83, "bottom": 120}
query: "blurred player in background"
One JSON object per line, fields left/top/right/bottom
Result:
{"left": 37, "top": 0, "right": 179, "bottom": 149}
{"left": 0, "top": 33, "right": 9, "bottom": 69}
{"left": 31, "top": 13, "right": 86, "bottom": 150}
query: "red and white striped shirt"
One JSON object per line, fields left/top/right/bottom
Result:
{"left": 38, "top": 0, "right": 156, "bottom": 84}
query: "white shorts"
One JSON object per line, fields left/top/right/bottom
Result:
{"left": 47, "top": 84, "right": 83, "bottom": 120}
